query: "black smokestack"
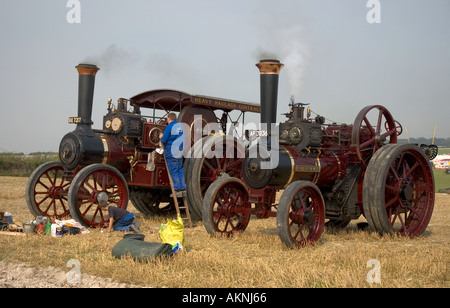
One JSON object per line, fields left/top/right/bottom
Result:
{"left": 75, "top": 63, "right": 100, "bottom": 134}
{"left": 255, "top": 59, "right": 284, "bottom": 137}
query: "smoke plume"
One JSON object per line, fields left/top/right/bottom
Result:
{"left": 83, "top": 44, "right": 138, "bottom": 75}
{"left": 277, "top": 25, "right": 309, "bottom": 101}
{"left": 252, "top": 2, "right": 311, "bottom": 101}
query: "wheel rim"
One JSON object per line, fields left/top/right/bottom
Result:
{"left": 210, "top": 181, "right": 250, "bottom": 236}
{"left": 26, "top": 162, "right": 71, "bottom": 219}
{"left": 278, "top": 181, "right": 325, "bottom": 248}
{"left": 71, "top": 167, "right": 128, "bottom": 228}
{"left": 381, "top": 147, "right": 434, "bottom": 236}
{"left": 352, "top": 105, "right": 398, "bottom": 167}
{"left": 287, "top": 186, "right": 325, "bottom": 247}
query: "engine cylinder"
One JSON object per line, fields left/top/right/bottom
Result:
{"left": 242, "top": 147, "right": 292, "bottom": 189}
{"left": 59, "top": 131, "right": 104, "bottom": 170}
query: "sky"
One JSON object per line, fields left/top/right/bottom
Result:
{"left": 0, "top": 0, "right": 449, "bottom": 154}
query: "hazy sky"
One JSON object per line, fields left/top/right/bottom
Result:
{"left": 0, "top": 0, "right": 449, "bottom": 153}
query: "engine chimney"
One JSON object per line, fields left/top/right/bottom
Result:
{"left": 241, "top": 60, "right": 285, "bottom": 189}
{"left": 75, "top": 63, "right": 100, "bottom": 135}
{"left": 59, "top": 63, "right": 103, "bottom": 169}
{"left": 256, "top": 59, "right": 284, "bottom": 137}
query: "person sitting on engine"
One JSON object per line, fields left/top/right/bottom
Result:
{"left": 159, "top": 112, "right": 186, "bottom": 197}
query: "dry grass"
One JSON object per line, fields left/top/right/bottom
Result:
{"left": 0, "top": 176, "right": 448, "bottom": 288}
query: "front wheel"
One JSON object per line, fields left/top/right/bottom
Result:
{"left": 68, "top": 164, "right": 129, "bottom": 228}
{"left": 25, "top": 161, "right": 72, "bottom": 219}
{"left": 277, "top": 181, "right": 325, "bottom": 248}
{"left": 202, "top": 177, "right": 251, "bottom": 237}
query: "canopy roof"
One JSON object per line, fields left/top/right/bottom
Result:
{"left": 130, "top": 89, "right": 260, "bottom": 114}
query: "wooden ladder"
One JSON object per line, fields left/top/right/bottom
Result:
{"left": 163, "top": 155, "right": 193, "bottom": 228}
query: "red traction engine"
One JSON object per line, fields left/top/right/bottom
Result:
{"left": 25, "top": 63, "right": 260, "bottom": 228}
{"left": 202, "top": 60, "right": 436, "bottom": 248}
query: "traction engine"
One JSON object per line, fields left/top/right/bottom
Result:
{"left": 25, "top": 63, "right": 259, "bottom": 228}
{"left": 202, "top": 60, "right": 436, "bottom": 248}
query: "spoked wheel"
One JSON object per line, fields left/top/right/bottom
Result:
{"left": 352, "top": 105, "right": 399, "bottom": 167}
{"left": 25, "top": 161, "right": 72, "bottom": 219}
{"left": 277, "top": 181, "right": 325, "bottom": 248}
{"left": 363, "top": 144, "right": 435, "bottom": 237}
{"left": 186, "top": 135, "right": 246, "bottom": 220}
{"left": 68, "top": 164, "right": 129, "bottom": 228}
{"left": 202, "top": 177, "right": 251, "bottom": 237}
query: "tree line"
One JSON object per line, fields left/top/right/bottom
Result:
{"left": 0, "top": 152, "right": 58, "bottom": 177}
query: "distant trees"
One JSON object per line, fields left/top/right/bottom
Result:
{"left": 0, "top": 152, "right": 58, "bottom": 177}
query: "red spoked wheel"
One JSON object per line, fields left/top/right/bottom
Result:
{"left": 352, "top": 105, "right": 398, "bottom": 167}
{"left": 363, "top": 144, "right": 435, "bottom": 237}
{"left": 186, "top": 135, "right": 246, "bottom": 221}
{"left": 202, "top": 177, "right": 251, "bottom": 237}
{"left": 25, "top": 161, "right": 72, "bottom": 219}
{"left": 277, "top": 181, "right": 325, "bottom": 248}
{"left": 68, "top": 164, "right": 129, "bottom": 228}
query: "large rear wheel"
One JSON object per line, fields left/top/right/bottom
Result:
{"left": 363, "top": 144, "right": 435, "bottom": 237}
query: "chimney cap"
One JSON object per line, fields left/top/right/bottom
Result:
{"left": 256, "top": 59, "right": 284, "bottom": 75}
{"left": 76, "top": 63, "right": 100, "bottom": 76}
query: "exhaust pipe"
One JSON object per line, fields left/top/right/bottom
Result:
{"left": 75, "top": 64, "right": 100, "bottom": 135}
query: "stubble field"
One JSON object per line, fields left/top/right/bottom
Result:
{"left": 0, "top": 176, "right": 448, "bottom": 288}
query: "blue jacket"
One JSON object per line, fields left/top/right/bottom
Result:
{"left": 160, "top": 120, "right": 184, "bottom": 158}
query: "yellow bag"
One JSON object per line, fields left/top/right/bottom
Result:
{"left": 159, "top": 214, "right": 184, "bottom": 248}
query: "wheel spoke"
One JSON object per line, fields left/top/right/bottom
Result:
{"left": 203, "top": 159, "right": 217, "bottom": 173}
{"left": 363, "top": 116, "right": 375, "bottom": 136}
{"left": 404, "top": 161, "right": 420, "bottom": 179}
{"left": 381, "top": 128, "right": 396, "bottom": 139}
{"left": 385, "top": 196, "right": 399, "bottom": 208}
{"left": 359, "top": 136, "right": 376, "bottom": 150}
{"left": 376, "top": 109, "right": 384, "bottom": 135}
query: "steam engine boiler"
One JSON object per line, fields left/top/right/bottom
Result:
{"left": 202, "top": 60, "right": 436, "bottom": 248}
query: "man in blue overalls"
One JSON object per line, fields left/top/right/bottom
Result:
{"left": 159, "top": 113, "right": 186, "bottom": 197}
